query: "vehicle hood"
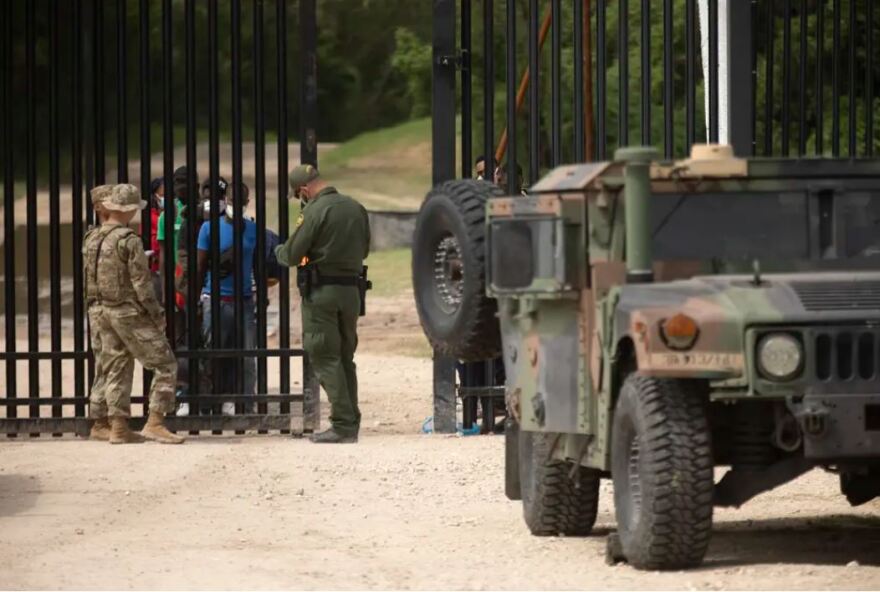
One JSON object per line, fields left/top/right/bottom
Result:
{"left": 613, "top": 271, "right": 880, "bottom": 376}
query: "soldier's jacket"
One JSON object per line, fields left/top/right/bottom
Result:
{"left": 83, "top": 223, "right": 164, "bottom": 321}
{"left": 275, "top": 187, "right": 371, "bottom": 274}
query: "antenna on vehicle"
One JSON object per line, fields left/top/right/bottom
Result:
{"left": 752, "top": 259, "right": 763, "bottom": 287}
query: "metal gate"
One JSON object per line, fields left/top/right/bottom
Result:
{"left": 431, "top": 0, "right": 880, "bottom": 432}
{"left": 0, "top": 0, "right": 321, "bottom": 437}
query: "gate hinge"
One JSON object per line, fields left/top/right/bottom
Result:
{"left": 436, "top": 49, "right": 469, "bottom": 71}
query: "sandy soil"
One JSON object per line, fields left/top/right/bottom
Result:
{"left": 1, "top": 345, "right": 880, "bottom": 589}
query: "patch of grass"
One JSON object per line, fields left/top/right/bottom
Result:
{"left": 366, "top": 248, "right": 412, "bottom": 297}
{"left": 318, "top": 118, "right": 432, "bottom": 211}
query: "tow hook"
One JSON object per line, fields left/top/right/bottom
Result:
{"left": 798, "top": 407, "right": 828, "bottom": 437}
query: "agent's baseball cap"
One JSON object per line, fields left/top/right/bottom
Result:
{"left": 289, "top": 164, "right": 319, "bottom": 192}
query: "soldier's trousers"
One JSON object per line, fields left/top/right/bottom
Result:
{"left": 301, "top": 285, "right": 361, "bottom": 436}
{"left": 92, "top": 303, "right": 178, "bottom": 417}
{"left": 87, "top": 305, "right": 107, "bottom": 418}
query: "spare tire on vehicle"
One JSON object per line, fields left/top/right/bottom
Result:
{"left": 412, "top": 179, "right": 503, "bottom": 362}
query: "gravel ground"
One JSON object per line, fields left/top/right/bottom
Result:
{"left": 1, "top": 353, "right": 880, "bottom": 590}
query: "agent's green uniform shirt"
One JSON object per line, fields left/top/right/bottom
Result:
{"left": 275, "top": 187, "right": 371, "bottom": 436}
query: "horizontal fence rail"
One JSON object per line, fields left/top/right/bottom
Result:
{"left": 0, "top": 0, "right": 320, "bottom": 437}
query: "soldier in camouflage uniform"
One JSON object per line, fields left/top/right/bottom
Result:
{"left": 82, "top": 183, "right": 184, "bottom": 444}
{"left": 276, "top": 165, "right": 371, "bottom": 443}
{"left": 85, "top": 185, "right": 114, "bottom": 440}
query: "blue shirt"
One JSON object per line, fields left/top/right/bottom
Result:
{"left": 197, "top": 216, "right": 257, "bottom": 297}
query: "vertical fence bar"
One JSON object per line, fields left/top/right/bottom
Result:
{"left": 583, "top": 0, "right": 593, "bottom": 161}
{"left": 95, "top": 0, "right": 106, "bottom": 187}
{"left": 254, "top": 0, "right": 268, "bottom": 417}
{"left": 574, "top": 0, "right": 584, "bottom": 162}
{"left": 799, "top": 0, "right": 807, "bottom": 156}
{"left": 551, "top": 0, "right": 561, "bottom": 166}
{"left": 782, "top": 0, "right": 791, "bottom": 155}
{"left": 730, "top": 0, "right": 755, "bottom": 156}
{"left": 641, "top": 0, "right": 650, "bottom": 146}
{"left": 848, "top": 0, "right": 856, "bottom": 157}
{"left": 832, "top": 0, "right": 840, "bottom": 156}
{"left": 139, "top": 0, "right": 151, "bottom": 282}
{"left": 506, "top": 0, "right": 516, "bottom": 195}
{"left": 276, "top": 0, "right": 291, "bottom": 416}
{"left": 49, "top": 0, "right": 62, "bottom": 424}
{"left": 462, "top": 0, "right": 472, "bottom": 178}
{"left": 208, "top": 0, "right": 221, "bottom": 413}
{"left": 300, "top": 0, "right": 320, "bottom": 431}
{"left": 597, "top": 0, "right": 606, "bottom": 159}
{"left": 619, "top": 0, "right": 629, "bottom": 148}
{"left": 138, "top": 0, "right": 151, "bottom": 411}
{"left": 84, "top": 1, "right": 96, "bottom": 411}
{"left": 72, "top": 0, "right": 85, "bottom": 417}
{"left": 708, "top": 0, "right": 719, "bottom": 143}
{"left": 764, "top": 1, "right": 774, "bottom": 155}
{"left": 663, "top": 0, "right": 673, "bottom": 158}
{"left": 686, "top": 0, "right": 696, "bottom": 151}
{"left": 528, "top": 0, "right": 539, "bottom": 185}
{"left": 117, "top": 0, "right": 128, "bottom": 182}
{"left": 816, "top": 0, "right": 825, "bottom": 155}
{"left": 483, "top": 0, "right": 495, "bottom": 177}
{"left": 3, "top": 0, "right": 16, "bottom": 421}
{"left": 867, "top": 0, "right": 874, "bottom": 156}
{"left": 25, "top": 0, "right": 39, "bottom": 425}
{"left": 431, "top": 0, "right": 457, "bottom": 434}
{"left": 161, "top": 0, "right": 175, "bottom": 345}
{"left": 185, "top": 0, "right": 200, "bottom": 406}
{"left": 231, "top": 0, "right": 245, "bottom": 409}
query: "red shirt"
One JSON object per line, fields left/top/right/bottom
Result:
{"left": 149, "top": 206, "right": 160, "bottom": 272}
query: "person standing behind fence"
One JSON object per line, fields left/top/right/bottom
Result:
{"left": 84, "top": 184, "right": 114, "bottom": 441}
{"left": 195, "top": 180, "right": 258, "bottom": 415}
{"left": 83, "top": 184, "right": 185, "bottom": 445}
{"left": 275, "top": 165, "right": 371, "bottom": 444}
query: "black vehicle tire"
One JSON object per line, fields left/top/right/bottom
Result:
{"left": 412, "top": 179, "right": 503, "bottom": 361}
{"left": 611, "top": 375, "right": 714, "bottom": 570}
{"left": 519, "top": 430, "right": 601, "bottom": 536}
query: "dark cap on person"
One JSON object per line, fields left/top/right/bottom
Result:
{"left": 201, "top": 176, "right": 229, "bottom": 196}
{"left": 289, "top": 164, "right": 319, "bottom": 191}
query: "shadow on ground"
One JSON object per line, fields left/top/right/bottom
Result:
{"left": 702, "top": 514, "right": 880, "bottom": 568}
{"left": 0, "top": 474, "right": 40, "bottom": 517}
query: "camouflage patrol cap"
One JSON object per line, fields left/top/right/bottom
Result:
{"left": 103, "top": 183, "right": 147, "bottom": 212}
{"left": 289, "top": 164, "right": 320, "bottom": 191}
{"left": 89, "top": 184, "right": 113, "bottom": 208}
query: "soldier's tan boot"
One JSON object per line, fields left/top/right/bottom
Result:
{"left": 109, "top": 417, "right": 146, "bottom": 444}
{"left": 141, "top": 412, "right": 185, "bottom": 444}
{"left": 89, "top": 417, "right": 111, "bottom": 441}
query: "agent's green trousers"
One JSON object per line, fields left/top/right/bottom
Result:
{"left": 301, "top": 285, "right": 361, "bottom": 436}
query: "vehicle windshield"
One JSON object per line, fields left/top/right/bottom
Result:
{"left": 651, "top": 190, "right": 880, "bottom": 272}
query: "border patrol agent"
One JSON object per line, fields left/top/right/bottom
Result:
{"left": 83, "top": 184, "right": 185, "bottom": 444}
{"left": 276, "top": 165, "right": 371, "bottom": 444}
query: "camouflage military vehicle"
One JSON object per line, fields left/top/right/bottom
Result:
{"left": 413, "top": 144, "right": 880, "bottom": 570}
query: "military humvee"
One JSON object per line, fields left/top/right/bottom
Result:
{"left": 412, "top": 144, "right": 880, "bottom": 570}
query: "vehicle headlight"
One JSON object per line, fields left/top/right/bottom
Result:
{"left": 757, "top": 333, "right": 803, "bottom": 381}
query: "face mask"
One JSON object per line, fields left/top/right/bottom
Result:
{"left": 156, "top": 197, "right": 165, "bottom": 209}
{"left": 225, "top": 204, "right": 235, "bottom": 218}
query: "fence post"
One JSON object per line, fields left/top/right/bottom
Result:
{"left": 728, "top": 0, "right": 754, "bottom": 156}
{"left": 299, "top": 0, "right": 321, "bottom": 434}
{"left": 431, "top": 0, "right": 457, "bottom": 434}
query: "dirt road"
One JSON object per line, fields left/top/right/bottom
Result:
{"left": 1, "top": 352, "right": 879, "bottom": 590}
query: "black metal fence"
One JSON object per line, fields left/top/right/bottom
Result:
{"left": 0, "top": 0, "right": 320, "bottom": 437}
{"left": 431, "top": 0, "right": 879, "bottom": 432}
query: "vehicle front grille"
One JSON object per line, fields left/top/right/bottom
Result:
{"left": 792, "top": 280, "right": 880, "bottom": 312}
{"left": 813, "top": 327, "right": 879, "bottom": 382}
